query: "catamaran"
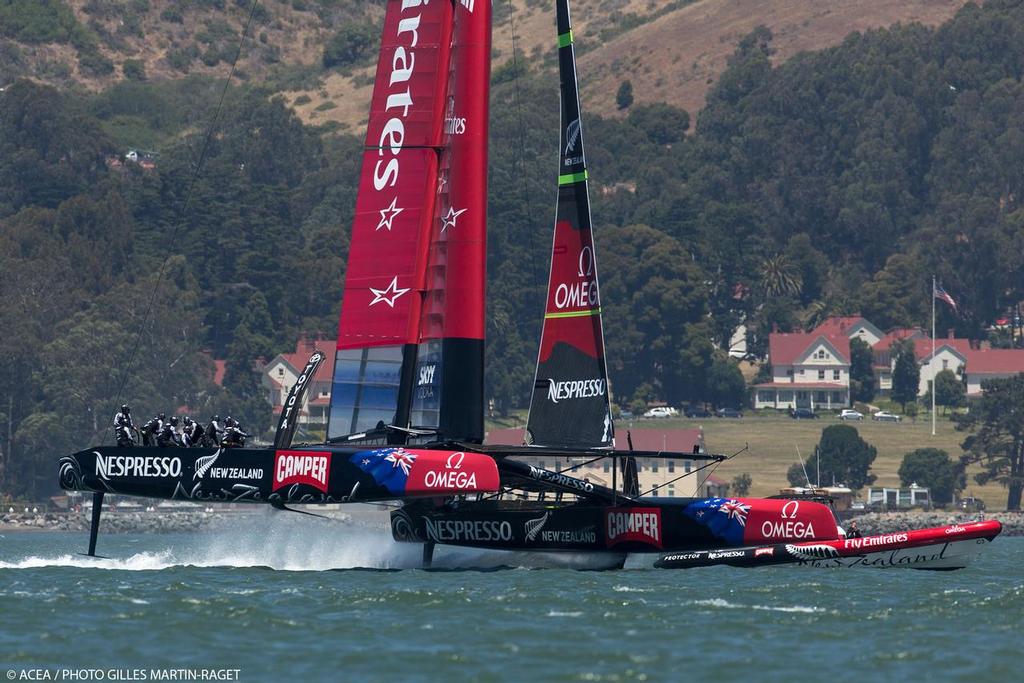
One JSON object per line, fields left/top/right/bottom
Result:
{"left": 58, "top": 0, "right": 1000, "bottom": 570}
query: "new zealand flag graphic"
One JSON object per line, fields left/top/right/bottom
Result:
{"left": 350, "top": 448, "right": 418, "bottom": 495}
{"left": 683, "top": 497, "right": 751, "bottom": 546}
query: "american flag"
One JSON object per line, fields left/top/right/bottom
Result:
{"left": 934, "top": 285, "right": 958, "bottom": 311}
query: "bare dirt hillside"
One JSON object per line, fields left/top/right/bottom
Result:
{"left": 5, "top": 1, "right": 971, "bottom": 130}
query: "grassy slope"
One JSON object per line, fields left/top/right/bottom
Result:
{"left": 486, "top": 410, "right": 1009, "bottom": 509}
{"left": 624, "top": 413, "right": 1006, "bottom": 507}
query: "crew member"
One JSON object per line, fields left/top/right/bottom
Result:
{"left": 846, "top": 521, "right": 863, "bottom": 539}
{"left": 140, "top": 412, "right": 166, "bottom": 447}
{"left": 113, "top": 404, "right": 136, "bottom": 447}
{"left": 205, "top": 415, "right": 223, "bottom": 447}
{"left": 222, "top": 417, "right": 248, "bottom": 448}
{"left": 157, "top": 416, "right": 183, "bottom": 447}
{"left": 181, "top": 416, "right": 203, "bottom": 447}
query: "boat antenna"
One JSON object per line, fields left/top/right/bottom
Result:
{"left": 107, "top": 1, "right": 263, "bottom": 438}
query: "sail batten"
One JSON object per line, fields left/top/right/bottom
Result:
{"left": 525, "top": 0, "right": 614, "bottom": 449}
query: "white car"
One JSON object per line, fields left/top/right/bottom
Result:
{"left": 872, "top": 410, "right": 901, "bottom": 422}
{"left": 839, "top": 409, "right": 864, "bottom": 421}
{"left": 643, "top": 406, "right": 677, "bottom": 418}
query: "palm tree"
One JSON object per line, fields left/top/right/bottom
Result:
{"left": 759, "top": 254, "right": 802, "bottom": 299}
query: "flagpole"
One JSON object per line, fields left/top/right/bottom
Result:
{"left": 931, "top": 275, "right": 936, "bottom": 437}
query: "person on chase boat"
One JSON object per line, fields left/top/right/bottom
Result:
{"left": 113, "top": 404, "right": 135, "bottom": 447}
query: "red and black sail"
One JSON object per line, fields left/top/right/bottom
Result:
{"left": 525, "top": 0, "right": 613, "bottom": 449}
{"left": 328, "top": 0, "right": 489, "bottom": 443}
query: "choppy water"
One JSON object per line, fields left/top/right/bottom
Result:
{"left": 0, "top": 511, "right": 1020, "bottom": 682}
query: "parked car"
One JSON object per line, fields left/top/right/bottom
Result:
{"left": 716, "top": 407, "right": 743, "bottom": 418}
{"left": 957, "top": 496, "right": 986, "bottom": 512}
{"left": 789, "top": 407, "right": 818, "bottom": 419}
{"left": 684, "top": 405, "right": 712, "bottom": 418}
{"left": 619, "top": 410, "right": 634, "bottom": 420}
{"left": 839, "top": 409, "right": 864, "bottom": 421}
{"left": 643, "top": 406, "right": 677, "bottom": 419}
{"left": 872, "top": 410, "right": 901, "bottom": 422}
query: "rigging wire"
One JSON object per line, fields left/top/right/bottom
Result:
{"left": 107, "top": 0, "right": 262, "bottom": 440}
{"left": 505, "top": 0, "right": 545, "bottom": 294}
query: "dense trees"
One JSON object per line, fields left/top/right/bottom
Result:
{"left": 6, "top": 1, "right": 1024, "bottom": 500}
{"left": 899, "top": 448, "right": 964, "bottom": 505}
{"left": 957, "top": 375, "right": 1024, "bottom": 510}
{"left": 890, "top": 340, "right": 920, "bottom": 410}
{"left": 813, "top": 425, "right": 877, "bottom": 490}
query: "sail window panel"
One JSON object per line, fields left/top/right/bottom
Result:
{"left": 327, "top": 347, "right": 404, "bottom": 438}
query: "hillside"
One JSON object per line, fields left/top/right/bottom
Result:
{"left": 1, "top": 0, "right": 970, "bottom": 132}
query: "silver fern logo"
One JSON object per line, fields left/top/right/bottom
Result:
{"left": 564, "top": 118, "right": 581, "bottom": 155}
{"left": 785, "top": 544, "right": 839, "bottom": 561}
{"left": 525, "top": 511, "right": 550, "bottom": 541}
{"left": 194, "top": 449, "right": 223, "bottom": 480}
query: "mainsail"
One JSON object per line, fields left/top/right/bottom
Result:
{"left": 525, "top": 0, "right": 613, "bottom": 449}
{"left": 328, "top": 0, "right": 489, "bottom": 443}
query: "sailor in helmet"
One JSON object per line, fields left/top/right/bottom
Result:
{"left": 140, "top": 412, "right": 166, "bottom": 447}
{"left": 113, "top": 404, "right": 136, "bottom": 447}
{"left": 222, "top": 417, "right": 249, "bottom": 448}
{"left": 181, "top": 416, "right": 203, "bottom": 447}
{"left": 157, "top": 416, "right": 183, "bottom": 447}
{"left": 205, "top": 414, "right": 223, "bottom": 447}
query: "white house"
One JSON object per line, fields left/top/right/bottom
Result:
{"left": 261, "top": 338, "right": 335, "bottom": 434}
{"left": 753, "top": 331, "right": 851, "bottom": 410}
{"left": 962, "top": 350, "right": 1024, "bottom": 396}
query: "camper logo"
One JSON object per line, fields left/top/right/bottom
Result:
{"left": 605, "top": 507, "right": 663, "bottom": 549}
{"left": 273, "top": 450, "right": 331, "bottom": 492}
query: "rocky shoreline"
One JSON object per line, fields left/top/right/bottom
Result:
{"left": 2, "top": 508, "right": 1021, "bottom": 536}
{"left": 844, "top": 511, "right": 1023, "bottom": 536}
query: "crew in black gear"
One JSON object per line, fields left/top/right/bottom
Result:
{"left": 140, "top": 413, "right": 166, "bottom": 447}
{"left": 183, "top": 417, "right": 204, "bottom": 447}
{"left": 205, "top": 415, "right": 223, "bottom": 447}
{"left": 222, "top": 417, "right": 248, "bottom": 448}
{"left": 113, "top": 404, "right": 136, "bottom": 447}
{"left": 157, "top": 416, "right": 183, "bottom": 447}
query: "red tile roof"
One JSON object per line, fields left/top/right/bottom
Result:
{"left": 873, "top": 328, "right": 926, "bottom": 350}
{"left": 811, "top": 316, "right": 864, "bottom": 337}
{"left": 213, "top": 359, "right": 226, "bottom": 387}
{"left": 913, "top": 338, "right": 971, "bottom": 361}
{"left": 963, "top": 349, "right": 1024, "bottom": 374}
{"left": 769, "top": 332, "right": 850, "bottom": 365}
{"left": 271, "top": 339, "right": 336, "bottom": 384}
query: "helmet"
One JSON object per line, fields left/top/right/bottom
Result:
{"left": 184, "top": 417, "right": 193, "bottom": 425}
{"left": 158, "top": 413, "right": 166, "bottom": 420}
{"left": 211, "top": 415, "right": 220, "bottom": 423}
{"left": 121, "top": 404, "right": 130, "bottom": 413}
{"left": 225, "top": 417, "right": 236, "bottom": 428}
{"left": 169, "top": 416, "right": 179, "bottom": 426}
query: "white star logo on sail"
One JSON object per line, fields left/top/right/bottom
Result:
{"left": 376, "top": 197, "right": 404, "bottom": 232}
{"left": 441, "top": 207, "right": 468, "bottom": 232}
{"left": 368, "top": 276, "right": 410, "bottom": 308}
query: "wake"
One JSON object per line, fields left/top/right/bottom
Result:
{"left": 0, "top": 508, "right": 624, "bottom": 571}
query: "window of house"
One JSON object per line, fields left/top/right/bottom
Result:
{"left": 685, "top": 460, "right": 692, "bottom": 474}
{"left": 833, "top": 369, "right": 840, "bottom": 380}
{"left": 603, "top": 461, "right": 610, "bottom": 473}
{"left": 277, "top": 367, "right": 284, "bottom": 376}
{"left": 818, "top": 370, "right": 825, "bottom": 380}
{"left": 816, "top": 391, "right": 827, "bottom": 403}
{"left": 652, "top": 461, "right": 659, "bottom": 473}
{"left": 668, "top": 485, "right": 675, "bottom": 498}
{"left": 942, "top": 359, "right": 948, "bottom": 370}
{"left": 832, "top": 391, "right": 840, "bottom": 403}
{"left": 668, "top": 460, "right": 675, "bottom": 473}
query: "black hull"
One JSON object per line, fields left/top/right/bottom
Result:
{"left": 58, "top": 444, "right": 500, "bottom": 505}
{"left": 392, "top": 499, "right": 732, "bottom": 554}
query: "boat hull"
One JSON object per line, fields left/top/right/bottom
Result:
{"left": 58, "top": 445, "right": 500, "bottom": 504}
{"left": 654, "top": 520, "right": 1003, "bottom": 570}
